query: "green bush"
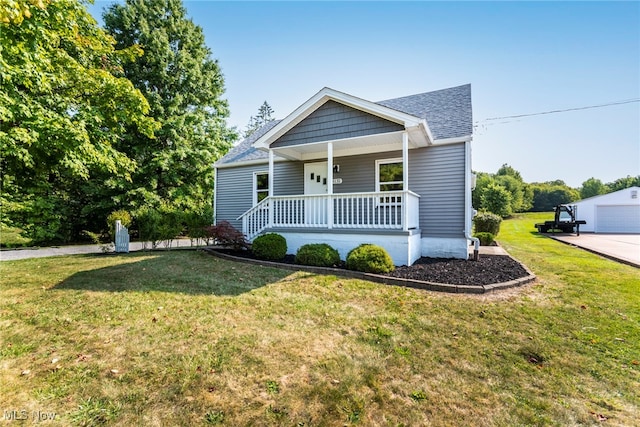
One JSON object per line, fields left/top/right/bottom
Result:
{"left": 107, "top": 210, "right": 132, "bottom": 240}
{"left": 346, "top": 244, "right": 395, "bottom": 274}
{"left": 136, "top": 207, "right": 163, "bottom": 245}
{"left": 184, "top": 207, "right": 213, "bottom": 242}
{"left": 474, "top": 232, "right": 495, "bottom": 246}
{"left": 295, "top": 243, "right": 341, "bottom": 267}
{"left": 252, "top": 233, "right": 287, "bottom": 261}
{"left": 473, "top": 211, "right": 502, "bottom": 236}
{"left": 135, "top": 206, "right": 183, "bottom": 248}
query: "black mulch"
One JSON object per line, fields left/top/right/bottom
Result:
{"left": 387, "top": 255, "right": 529, "bottom": 286}
{"left": 213, "top": 249, "right": 530, "bottom": 286}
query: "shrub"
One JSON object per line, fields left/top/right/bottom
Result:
{"left": 473, "top": 211, "right": 502, "bottom": 236}
{"left": 184, "top": 207, "right": 213, "bottom": 243}
{"left": 295, "top": 243, "right": 341, "bottom": 267}
{"left": 346, "top": 244, "right": 395, "bottom": 274}
{"left": 252, "top": 233, "right": 287, "bottom": 261}
{"left": 107, "top": 210, "right": 132, "bottom": 241}
{"left": 204, "top": 221, "right": 249, "bottom": 250}
{"left": 474, "top": 232, "right": 495, "bottom": 246}
{"left": 136, "top": 207, "right": 163, "bottom": 247}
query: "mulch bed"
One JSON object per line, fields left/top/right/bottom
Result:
{"left": 213, "top": 249, "right": 531, "bottom": 287}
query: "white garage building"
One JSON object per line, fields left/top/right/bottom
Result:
{"left": 572, "top": 186, "right": 640, "bottom": 233}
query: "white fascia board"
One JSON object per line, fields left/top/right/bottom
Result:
{"left": 252, "top": 87, "right": 425, "bottom": 151}
{"left": 432, "top": 135, "right": 473, "bottom": 146}
{"left": 214, "top": 157, "right": 287, "bottom": 169}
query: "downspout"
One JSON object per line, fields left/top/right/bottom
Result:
{"left": 212, "top": 165, "right": 218, "bottom": 225}
{"left": 464, "top": 139, "right": 480, "bottom": 260}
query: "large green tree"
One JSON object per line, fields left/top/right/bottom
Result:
{"left": 103, "top": 0, "right": 235, "bottom": 213}
{"left": 580, "top": 177, "right": 608, "bottom": 199}
{"left": 0, "top": 0, "right": 155, "bottom": 242}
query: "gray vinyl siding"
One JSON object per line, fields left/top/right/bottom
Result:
{"left": 272, "top": 100, "right": 404, "bottom": 148}
{"left": 216, "top": 143, "right": 466, "bottom": 238}
{"left": 332, "top": 151, "right": 400, "bottom": 193}
{"left": 215, "top": 162, "right": 303, "bottom": 230}
{"left": 273, "top": 162, "right": 303, "bottom": 196}
{"left": 409, "top": 144, "right": 466, "bottom": 238}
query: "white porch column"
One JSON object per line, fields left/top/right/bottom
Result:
{"left": 268, "top": 149, "right": 274, "bottom": 228}
{"left": 402, "top": 131, "right": 409, "bottom": 231}
{"left": 327, "top": 142, "right": 333, "bottom": 229}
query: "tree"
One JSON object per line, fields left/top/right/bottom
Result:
{"left": 606, "top": 175, "right": 640, "bottom": 192}
{"left": 472, "top": 172, "right": 493, "bottom": 210}
{"left": 244, "top": 101, "right": 275, "bottom": 138}
{"left": 580, "top": 177, "right": 608, "bottom": 199}
{"left": 0, "top": 0, "right": 155, "bottom": 242}
{"left": 481, "top": 183, "right": 512, "bottom": 217}
{"left": 472, "top": 164, "right": 532, "bottom": 214}
{"left": 496, "top": 163, "right": 523, "bottom": 181}
{"left": 530, "top": 182, "right": 579, "bottom": 211}
{"left": 103, "top": 0, "right": 236, "bottom": 214}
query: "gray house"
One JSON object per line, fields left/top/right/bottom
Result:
{"left": 213, "top": 85, "right": 475, "bottom": 265}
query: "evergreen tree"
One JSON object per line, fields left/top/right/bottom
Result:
{"left": 244, "top": 101, "right": 275, "bottom": 138}
{"left": 103, "top": 0, "right": 236, "bottom": 213}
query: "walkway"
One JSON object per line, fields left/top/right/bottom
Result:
{"left": 0, "top": 239, "right": 199, "bottom": 261}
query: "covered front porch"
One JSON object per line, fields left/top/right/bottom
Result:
{"left": 239, "top": 190, "right": 421, "bottom": 240}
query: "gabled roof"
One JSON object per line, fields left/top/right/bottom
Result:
{"left": 253, "top": 87, "right": 434, "bottom": 152}
{"left": 377, "top": 84, "right": 472, "bottom": 141}
{"left": 216, "top": 84, "right": 472, "bottom": 167}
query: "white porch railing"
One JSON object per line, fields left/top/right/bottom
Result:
{"left": 238, "top": 191, "right": 420, "bottom": 240}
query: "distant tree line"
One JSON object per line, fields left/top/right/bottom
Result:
{"left": 473, "top": 164, "right": 640, "bottom": 217}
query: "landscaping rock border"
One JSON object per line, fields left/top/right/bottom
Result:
{"left": 204, "top": 248, "right": 536, "bottom": 294}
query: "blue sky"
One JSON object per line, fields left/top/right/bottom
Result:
{"left": 89, "top": 1, "right": 640, "bottom": 188}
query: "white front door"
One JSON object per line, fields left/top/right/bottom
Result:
{"left": 304, "top": 162, "right": 328, "bottom": 225}
{"left": 304, "top": 162, "right": 328, "bottom": 195}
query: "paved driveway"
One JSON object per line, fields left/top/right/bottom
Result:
{"left": 550, "top": 234, "right": 640, "bottom": 267}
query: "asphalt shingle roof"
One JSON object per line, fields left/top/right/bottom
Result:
{"left": 377, "top": 84, "right": 472, "bottom": 140}
{"left": 217, "top": 120, "right": 281, "bottom": 164}
{"left": 217, "top": 84, "right": 472, "bottom": 165}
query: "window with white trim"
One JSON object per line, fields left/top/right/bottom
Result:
{"left": 254, "top": 171, "right": 269, "bottom": 205}
{"left": 376, "top": 158, "right": 403, "bottom": 204}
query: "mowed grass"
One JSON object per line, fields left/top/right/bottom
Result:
{"left": 0, "top": 214, "right": 638, "bottom": 426}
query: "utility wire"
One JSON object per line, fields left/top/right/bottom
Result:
{"left": 477, "top": 98, "right": 640, "bottom": 123}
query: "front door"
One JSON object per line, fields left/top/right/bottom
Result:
{"left": 304, "top": 162, "right": 328, "bottom": 225}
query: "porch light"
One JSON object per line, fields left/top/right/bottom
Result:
{"left": 333, "top": 165, "right": 340, "bottom": 173}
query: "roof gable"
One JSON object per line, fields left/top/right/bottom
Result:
{"left": 271, "top": 100, "right": 405, "bottom": 148}
{"left": 253, "top": 87, "right": 432, "bottom": 151}
{"left": 216, "top": 84, "right": 473, "bottom": 167}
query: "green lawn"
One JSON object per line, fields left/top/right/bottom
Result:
{"left": 0, "top": 213, "right": 638, "bottom": 426}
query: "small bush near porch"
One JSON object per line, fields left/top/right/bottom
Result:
{"left": 295, "top": 243, "right": 341, "bottom": 267}
{"left": 0, "top": 213, "right": 638, "bottom": 425}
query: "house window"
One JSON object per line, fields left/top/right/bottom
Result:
{"left": 254, "top": 172, "right": 269, "bottom": 205}
{"left": 376, "top": 158, "right": 403, "bottom": 204}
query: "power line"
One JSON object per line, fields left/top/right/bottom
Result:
{"left": 477, "top": 98, "right": 640, "bottom": 123}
